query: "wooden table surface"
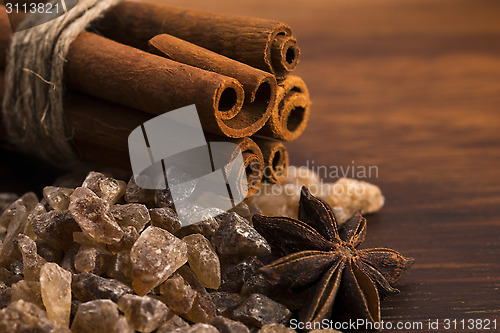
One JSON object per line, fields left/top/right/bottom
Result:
{"left": 1, "top": 0, "right": 500, "bottom": 332}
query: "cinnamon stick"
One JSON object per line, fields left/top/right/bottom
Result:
{"left": 253, "top": 138, "right": 289, "bottom": 184}
{"left": 70, "top": 100, "right": 264, "bottom": 197}
{"left": 0, "top": 69, "right": 143, "bottom": 166}
{"left": 67, "top": 92, "right": 265, "bottom": 197}
{"left": 257, "top": 75, "right": 311, "bottom": 141}
{"left": 61, "top": 92, "right": 265, "bottom": 198}
{"left": 64, "top": 31, "right": 249, "bottom": 138}
{"left": 97, "top": 0, "right": 300, "bottom": 79}
{"left": 0, "top": 72, "right": 263, "bottom": 196}
{"left": 0, "top": 9, "right": 274, "bottom": 138}
{"left": 206, "top": 135, "right": 264, "bottom": 197}
{"left": 149, "top": 33, "right": 277, "bottom": 137}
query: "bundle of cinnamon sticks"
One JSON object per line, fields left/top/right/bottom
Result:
{"left": 0, "top": 1, "right": 311, "bottom": 197}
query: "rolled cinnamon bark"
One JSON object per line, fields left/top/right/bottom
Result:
{"left": 0, "top": 69, "right": 144, "bottom": 166}
{"left": 253, "top": 138, "right": 289, "bottom": 184}
{"left": 65, "top": 93, "right": 265, "bottom": 198}
{"left": 0, "top": 73, "right": 263, "bottom": 196}
{"left": 64, "top": 32, "right": 250, "bottom": 138}
{"left": 206, "top": 135, "right": 264, "bottom": 198}
{"left": 97, "top": 0, "right": 300, "bottom": 79}
{"left": 68, "top": 95, "right": 264, "bottom": 198}
{"left": 63, "top": 91, "right": 146, "bottom": 164}
{"left": 149, "top": 33, "right": 276, "bottom": 137}
{"left": 0, "top": 10, "right": 272, "bottom": 138}
{"left": 257, "top": 75, "right": 311, "bottom": 141}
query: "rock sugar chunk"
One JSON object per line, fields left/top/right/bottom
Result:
{"left": 0, "top": 300, "right": 55, "bottom": 333}
{"left": 43, "top": 186, "right": 74, "bottom": 211}
{"left": 209, "top": 292, "right": 244, "bottom": 317}
{"left": 107, "top": 251, "right": 133, "bottom": 284}
{"left": 111, "top": 203, "right": 150, "bottom": 233}
{"left": 283, "top": 166, "right": 322, "bottom": 188}
{"left": 11, "top": 280, "right": 43, "bottom": 308}
{"left": 177, "top": 265, "right": 209, "bottom": 295}
{"left": 115, "top": 316, "right": 135, "bottom": 333}
{"left": 40, "top": 263, "right": 72, "bottom": 328}
{"left": 176, "top": 206, "right": 225, "bottom": 238}
{"left": 81, "top": 172, "right": 108, "bottom": 194}
{"left": 24, "top": 203, "right": 47, "bottom": 240}
{"left": 125, "top": 176, "right": 155, "bottom": 204}
{"left": 72, "top": 232, "right": 105, "bottom": 248}
{"left": 212, "top": 213, "right": 270, "bottom": 258}
{"left": 155, "top": 188, "right": 174, "bottom": 209}
{"left": 183, "top": 234, "right": 221, "bottom": 289}
{"left": 184, "top": 293, "right": 217, "bottom": 324}
{"left": 176, "top": 217, "right": 220, "bottom": 238}
{"left": 69, "top": 187, "right": 124, "bottom": 244}
{"left": 228, "top": 203, "right": 253, "bottom": 224}
{"left": 1, "top": 204, "right": 28, "bottom": 263}
{"left": 108, "top": 226, "right": 139, "bottom": 254}
{"left": 246, "top": 183, "right": 300, "bottom": 219}
{"left": 159, "top": 273, "right": 197, "bottom": 314}
{"left": 240, "top": 274, "right": 272, "bottom": 297}
{"left": 171, "top": 267, "right": 214, "bottom": 324}
{"left": 17, "top": 234, "right": 46, "bottom": 281}
{"left": 320, "top": 177, "right": 385, "bottom": 216}
{"left": 0, "top": 193, "right": 18, "bottom": 215}
{"left": 0, "top": 192, "right": 37, "bottom": 234}
{"left": 232, "top": 294, "right": 291, "bottom": 328}
{"left": 220, "top": 257, "right": 264, "bottom": 293}
{"left": 82, "top": 172, "right": 126, "bottom": 205}
{"left": 150, "top": 208, "right": 181, "bottom": 233}
{"left": 117, "top": 294, "right": 170, "bottom": 333}
{"left": 33, "top": 210, "right": 81, "bottom": 250}
{"left": 130, "top": 226, "right": 188, "bottom": 295}
{"left": 249, "top": 166, "right": 385, "bottom": 225}
{"left": 71, "top": 299, "right": 119, "bottom": 333}
{"left": 74, "top": 245, "right": 113, "bottom": 275}
{"left": 156, "top": 315, "right": 190, "bottom": 333}
{"left": 99, "top": 177, "right": 127, "bottom": 205}
{"left": 211, "top": 316, "right": 250, "bottom": 333}
{"left": 72, "top": 272, "right": 132, "bottom": 302}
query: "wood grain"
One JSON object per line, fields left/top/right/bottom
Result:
{"left": 1, "top": 0, "right": 500, "bottom": 331}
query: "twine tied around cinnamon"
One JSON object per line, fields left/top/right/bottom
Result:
{"left": 2, "top": 0, "right": 123, "bottom": 165}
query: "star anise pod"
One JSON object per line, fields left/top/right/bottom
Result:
{"left": 253, "top": 187, "right": 413, "bottom": 324}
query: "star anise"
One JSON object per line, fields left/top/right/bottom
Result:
{"left": 252, "top": 187, "right": 413, "bottom": 324}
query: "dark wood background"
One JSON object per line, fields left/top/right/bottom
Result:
{"left": 1, "top": 0, "right": 499, "bottom": 332}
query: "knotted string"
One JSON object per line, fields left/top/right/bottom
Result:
{"left": 2, "top": 0, "right": 123, "bottom": 165}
